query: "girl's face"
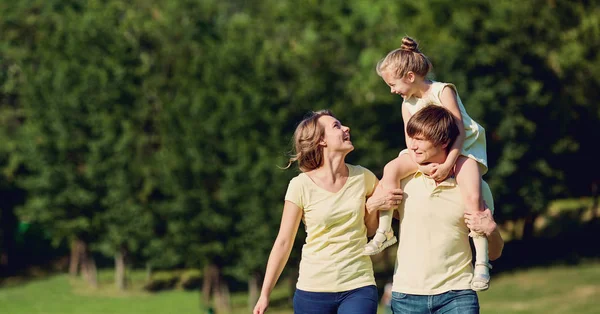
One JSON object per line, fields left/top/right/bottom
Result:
{"left": 382, "top": 71, "right": 416, "bottom": 99}
{"left": 318, "top": 115, "right": 353, "bottom": 153}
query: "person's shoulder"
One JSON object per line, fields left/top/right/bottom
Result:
{"left": 288, "top": 171, "right": 307, "bottom": 186}
{"left": 347, "top": 164, "right": 377, "bottom": 178}
{"left": 349, "top": 163, "right": 373, "bottom": 172}
{"left": 433, "top": 81, "right": 458, "bottom": 93}
{"left": 399, "top": 173, "right": 418, "bottom": 188}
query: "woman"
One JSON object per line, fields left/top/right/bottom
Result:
{"left": 253, "top": 110, "right": 403, "bottom": 314}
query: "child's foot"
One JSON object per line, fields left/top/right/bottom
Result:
{"left": 362, "top": 229, "right": 397, "bottom": 256}
{"left": 471, "top": 261, "right": 492, "bottom": 291}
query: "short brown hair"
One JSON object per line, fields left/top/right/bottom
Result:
{"left": 286, "top": 110, "right": 334, "bottom": 172}
{"left": 406, "top": 105, "right": 459, "bottom": 150}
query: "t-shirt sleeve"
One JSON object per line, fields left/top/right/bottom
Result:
{"left": 362, "top": 167, "right": 378, "bottom": 196}
{"left": 481, "top": 180, "right": 495, "bottom": 214}
{"left": 284, "top": 176, "right": 304, "bottom": 209}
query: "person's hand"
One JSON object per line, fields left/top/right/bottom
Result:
{"left": 419, "top": 163, "right": 438, "bottom": 176}
{"left": 464, "top": 204, "right": 497, "bottom": 236}
{"left": 366, "top": 184, "right": 403, "bottom": 214}
{"left": 430, "top": 162, "right": 452, "bottom": 182}
{"left": 253, "top": 295, "right": 269, "bottom": 314}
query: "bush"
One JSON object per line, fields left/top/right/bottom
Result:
{"left": 143, "top": 271, "right": 179, "bottom": 292}
{"left": 179, "top": 269, "right": 203, "bottom": 290}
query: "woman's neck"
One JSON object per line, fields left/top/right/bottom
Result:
{"left": 312, "top": 154, "right": 348, "bottom": 183}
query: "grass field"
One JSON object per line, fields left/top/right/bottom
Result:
{"left": 1, "top": 262, "right": 599, "bottom": 314}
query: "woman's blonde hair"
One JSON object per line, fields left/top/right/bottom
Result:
{"left": 376, "top": 36, "right": 432, "bottom": 79}
{"left": 286, "top": 110, "right": 333, "bottom": 172}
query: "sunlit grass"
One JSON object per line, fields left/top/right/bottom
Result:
{"left": 1, "top": 263, "right": 599, "bottom": 314}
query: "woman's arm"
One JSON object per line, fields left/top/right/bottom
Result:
{"left": 364, "top": 179, "right": 381, "bottom": 237}
{"left": 254, "top": 201, "right": 303, "bottom": 314}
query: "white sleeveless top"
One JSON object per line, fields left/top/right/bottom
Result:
{"left": 403, "top": 81, "right": 488, "bottom": 174}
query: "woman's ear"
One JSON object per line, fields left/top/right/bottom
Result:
{"left": 406, "top": 71, "right": 415, "bottom": 83}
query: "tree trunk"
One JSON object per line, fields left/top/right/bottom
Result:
{"left": 202, "top": 264, "right": 218, "bottom": 305}
{"left": 592, "top": 181, "right": 599, "bottom": 218}
{"left": 247, "top": 273, "right": 260, "bottom": 311}
{"left": 115, "top": 246, "right": 127, "bottom": 291}
{"left": 214, "top": 279, "right": 231, "bottom": 314}
{"left": 201, "top": 264, "right": 231, "bottom": 314}
{"left": 522, "top": 213, "right": 539, "bottom": 241}
{"left": 146, "top": 263, "right": 152, "bottom": 282}
{"left": 69, "top": 239, "right": 84, "bottom": 276}
{"left": 86, "top": 257, "right": 98, "bottom": 288}
{"left": 79, "top": 241, "right": 98, "bottom": 288}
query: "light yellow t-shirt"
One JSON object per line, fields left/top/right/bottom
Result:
{"left": 285, "top": 164, "right": 377, "bottom": 292}
{"left": 403, "top": 81, "right": 488, "bottom": 174}
{"left": 392, "top": 172, "right": 495, "bottom": 295}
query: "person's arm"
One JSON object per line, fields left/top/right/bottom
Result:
{"left": 464, "top": 207, "right": 504, "bottom": 261}
{"left": 487, "top": 223, "right": 504, "bottom": 261}
{"left": 253, "top": 201, "right": 303, "bottom": 314}
{"left": 365, "top": 161, "right": 404, "bottom": 216}
{"left": 364, "top": 179, "right": 380, "bottom": 237}
{"left": 431, "top": 86, "right": 466, "bottom": 181}
{"left": 401, "top": 103, "right": 413, "bottom": 151}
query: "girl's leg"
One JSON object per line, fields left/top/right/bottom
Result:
{"left": 455, "top": 156, "right": 491, "bottom": 291}
{"left": 363, "top": 154, "right": 417, "bottom": 256}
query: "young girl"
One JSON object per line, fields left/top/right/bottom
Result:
{"left": 253, "top": 110, "right": 401, "bottom": 314}
{"left": 363, "top": 36, "right": 492, "bottom": 291}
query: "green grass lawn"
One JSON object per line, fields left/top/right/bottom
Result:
{"left": 478, "top": 262, "right": 600, "bottom": 314}
{"left": 1, "top": 262, "right": 599, "bottom": 314}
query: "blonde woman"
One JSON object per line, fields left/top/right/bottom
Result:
{"left": 253, "top": 110, "right": 403, "bottom": 314}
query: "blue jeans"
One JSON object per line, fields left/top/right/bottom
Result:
{"left": 293, "top": 285, "right": 378, "bottom": 314}
{"left": 391, "top": 290, "right": 479, "bottom": 314}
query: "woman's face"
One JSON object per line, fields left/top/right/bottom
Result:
{"left": 318, "top": 115, "right": 353, "bottom": 153}
{"left": 382, "top": 70, "right": 414, "bottom": 99}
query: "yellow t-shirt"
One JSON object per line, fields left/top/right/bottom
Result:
{"left": 392, "top": 172, "right": 495, "bottom": 295}
{"left": 285, "top": 164, "right": 377, "bottom": 292}
{"left": 403, "top": 81, "right": 488, "bottom": 174}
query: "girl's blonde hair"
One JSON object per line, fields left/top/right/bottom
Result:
{"left": 286, "top": 110, "right": 333, "bottom": 172}
{"left": 376, "top": 36, "right": 432, "bottom": 79}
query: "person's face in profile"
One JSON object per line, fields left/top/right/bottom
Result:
{"left": 318, "top": 115, "right": 353, "bottom": 153}
{"left": 409, "top": 134, "right": 447, "bottom": 165}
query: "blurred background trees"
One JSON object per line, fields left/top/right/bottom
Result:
{"left": 1, "top": 0, "right": 599, "bottom": 311}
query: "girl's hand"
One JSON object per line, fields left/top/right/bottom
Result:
{"left": 253, "top": 295, "right": 269, "bottom": 314}
{"left": 430, "top": 163, "right": 452, "bottom": 182}
{"left": 419, "top": 163, "right": 438, "bottom": 176}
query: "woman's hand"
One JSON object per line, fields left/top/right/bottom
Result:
{"left": 366, "top": 184, "right": 403, "bottom": 214}
{"left": 253, "top": 295, "right": 269, "bottom": 314}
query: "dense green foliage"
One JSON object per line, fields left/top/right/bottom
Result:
{"left": 1, "top": 0, "right": 599, "bottom": 288}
